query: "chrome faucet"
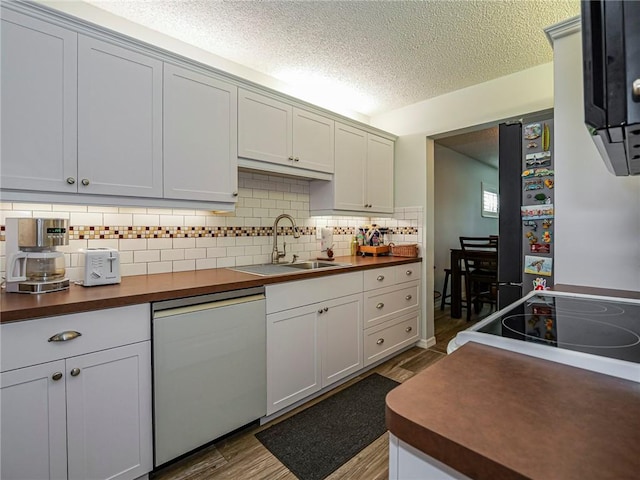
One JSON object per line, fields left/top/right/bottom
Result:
{"left": 272, "top": 214, "right": 300, "bottom": 264}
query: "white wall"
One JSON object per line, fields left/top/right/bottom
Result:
{"left": 372, "top": 60, "right": 554, "bottom": 342}
{"left": 551, "top": 28, "right": 640, "bottom": 291}
{"left": 434, "top": 145, "right": 498, "bottom": 295}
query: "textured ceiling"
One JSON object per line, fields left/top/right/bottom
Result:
{"left": 84, "top": 0, "right": 580, "bottom": 117}
{"left": 437, "top": 127, "right": 499, "bottom": 168}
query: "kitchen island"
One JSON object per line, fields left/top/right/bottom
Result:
{"left": 386, "top": 341, "right": 640, "bottom": 480}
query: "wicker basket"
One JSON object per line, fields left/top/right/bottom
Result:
{"left": 388, "top": 243, "right": 419, "bottom": 258}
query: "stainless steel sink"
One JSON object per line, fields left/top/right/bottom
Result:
{"left": 230, "top": 261, "right": 351, "bottom": 276}
{"left": 284, "top": 261, "right": 349, "bottom": 270}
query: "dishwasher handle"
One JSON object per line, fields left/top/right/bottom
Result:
{"left": 153, "top": 293, "right": 265, "bottom": 319}
{"left": 152, "top": 286, "right": 265, "bottom": 313}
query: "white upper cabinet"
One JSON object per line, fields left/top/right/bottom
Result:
{"left": 78, "top": 35, "right": 163, "bottom": 197}
{"left": 238, "top": 89, "right": 335, "bottom": 176}
{"left": 310, "top": 122, "right": 394, "bottom": 215}
{"left": 0, "top": 8, "right": 78, "bottom": 193}
{"left": 163, "top": 63, "right": 238, "bottom": 203}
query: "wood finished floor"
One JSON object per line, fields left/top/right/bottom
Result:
{"left": 152, "top": 306, "right": 488, "bottom": 480}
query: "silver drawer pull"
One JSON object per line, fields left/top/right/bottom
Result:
{"left": 376, "top": 338, "right": 385, "bottom": 345}
{"left": 406, "top": 270, "right": 412, "bottom": 276}
{"left": 405, "top": 326, "right": 413, "bottom": 333}
{"left": 377, "top": 275, "right": 385, "bottom": 281}
{"left": 376, "top": 302, "right": 384, "bottom": 309}
{"left": 52, "top": 372, "right": 63, "bottom": 381}
{"left": 405, "top": 294, "right": 412, "bottom": 300}
{"left": 324, "top": 307, "right": 328, "bottom": 312}
{"left": 48, "top": 331, "right": 82, "bottom": 342}
{"left": 318, "top": 309, "right": 324, "bottom": 314}
{"left": 70, "top": 368, "right": 81, "bottom": 377}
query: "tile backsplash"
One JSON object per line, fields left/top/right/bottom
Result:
{"left": 0, "top": 172, "right": 422, "bottom": 282}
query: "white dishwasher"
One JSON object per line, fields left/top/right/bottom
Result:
{"left": 152, "top": 287, "right": 266, "bottom": 467}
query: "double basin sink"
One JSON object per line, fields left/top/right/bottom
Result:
{"left": 231, "top": 260, "right": 352, "bottom": 277}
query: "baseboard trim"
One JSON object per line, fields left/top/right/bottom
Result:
{"left": 417, "top": 336, "right": 436, "bottom": 349}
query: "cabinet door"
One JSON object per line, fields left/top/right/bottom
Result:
{"left": 292, "top": 107, "right": 334, "bottom": 173}
{"left": 238, "top": 89, "right": 292, "bottom": 165}
{"left": 1, "top": 360, "right": 68, "bottom": 480}
{"left": 266, "top": 306, "right": 319, "bottom": 415}
{"left": 333, "top": 123, "right": 368, "bottom": 211}
{"left": 319, "top": 294, "right": 363, "bottom": 387}
{"left": 366, "top": 134, "right": 394, "bottom": 213}
{"left": 0, "top": 8, "right": 77, "bottom": 193}
{"left": 66, "top": 342, "right": 152, "bottom": 480}
{"left": 78, "top": 35, "right": 163, "bottom": 197}
{"left": 164, "top": 64, "right": 238, "bottom": 202}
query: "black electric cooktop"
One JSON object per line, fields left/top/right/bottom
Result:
{"left": 477, "top": 294, "right": 640, "bottom": 364}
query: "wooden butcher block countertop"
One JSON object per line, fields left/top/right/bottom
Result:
{"left": 386, "top": 342, "right": 640, "bottom": 480}
{"left": 0, "top": 255, "right": 420, "bottom": 323}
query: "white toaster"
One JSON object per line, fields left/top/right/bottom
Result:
{"left": 80, "top": 248, "right": 121, "bottom": 286}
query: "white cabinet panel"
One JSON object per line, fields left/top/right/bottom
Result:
{"left": 78, "top": 35, "right": 163, "bottom": 197}
{"left": 267, "top": 307, "right": 319, "bottom": 416}
{"left": 66, "top": 342, "right": 152, "bottom": 480}
{"left": 0, "top": 8, "right": 77, "bottom": 193}
{"left": 292, "top": 107, "right": 334, "bottom": 173}
{"left": 321, "top": 294, "right": 363, "bottom": 385}
{"left": 0, "top": 361, "right": 68, "bottom": 480}
{"left": 164, "top": 64, "right": 238, "bottom": 202}
{"left": 367, "top": 134, "right": 394, "bottom": 214}
{"left": 333, "top": 123, "right": 368, "bottom": 210}
{"left": 238, "top": 89, "right": 292, "bottom": 165}
{"left": 364, "top": 313, "right": 419, "bottom": 366}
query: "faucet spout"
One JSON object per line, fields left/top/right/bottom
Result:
{"left": 272, "top": 214, "right": 300, "bottom": 264}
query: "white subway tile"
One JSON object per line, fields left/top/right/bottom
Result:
{"left": 216, "top": 256, "right": 236, "bottom": 268}
{"left": 119, "top": 238, "right": 147, "bottom": 251}
{"left": 196, "top": 258, "right": 217, "bottom": 270}
{"left": 160, "top": 215, "right": 184, "bottom": 226}
{"left": 195, "top": 237, "right": 217, "bottom": 248}
{"left": 121, "top": 263, "right": 147, "bottom": 276}
{"left": 70, "top": 212, "right": 103, "bottom": 225}
{"left": 66, "top": 267, "right": 83, "bottom": 282}
{"left": 253, "top": 189, "right": 269, "bottom": 199}
{"left": 147, "top": 238, "right": 173, "bottom": 250}
{"left": 53, "top": 204, "right": 87, "bottom": 212}
{"left": 226, "top": 246, "right": 245, "bottom": 257}
{"left": 119, "top": 207, "right": 147, "bottom": 214}
{"left": 12, "top": 203, "right": 51, "bottom": 211}
{"left": 235, "top": 237, "right": 254, "bottom": 247}
{"left": 268, "top": 191, "right": 284, "bottom": 200}
{"left": 147, "top": 208, "right": 173, "bottom": 215}
{"left": 132, "top": 214, "right": 159, "bottom": 226}
{"left": 88, "top": 206, "right": 118, "bottom": 213}
{"left": 0, "top": 202, "right": 13, "bottom": 210}
{"left": 104, "top": 213, "right": 133, "bottom": 225}
{"left": 206, "top": 216, "right": 226, "bottom": 227}
{"left": 174, "top": 209, "right": 196, "bottom": 215}
{"left": 184, "top": 216, "right": 204, "bottom": 226}
{"left": 206, "top": 247, "right": 227, "bottom": 258}
{"left": 244, "top": 198, "right": 261, "bottom": 208}
{"left": 87, "top": 238, "right": 119, "bottom": 250}
{"left": 172, "top": 237, "right": 195, "bottom": 249}
{"left": 58, "top": 240, "right": 88, "bottom": 253}
{"left": 252, "top": 253, "right": 270, "bottom": 265}
{"left": 118, "top": 251, "right": 134, "bottom": 264}
{"left": 244, "top": 245, "right": 262, "bottom": 256}
{"left": 235, "top": 255, "right": 254, "bottom": 266}
{"left": 161, "top": 249, "right": 184, "bottom": 261}
{"left": 134, "top": 250, "right": 160, "bottom": 263}
{"left": 217, "top": 237, "right": 236, "bottom": 247}
{"left": 148, "top": 261, "right": 173, "bottom": 275}
{"left": 32, "top": 211, "right": 70, "bottom": 219}
{"left": 185, "top": 248, "right": 206, "bottom": 260}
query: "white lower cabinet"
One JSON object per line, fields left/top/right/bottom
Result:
{"left": 0, "top": 305, "right": 152, "bottom": 480}
{"left": 266, "top": 273, "right": 363, "bottom": 416}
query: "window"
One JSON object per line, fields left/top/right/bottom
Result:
{"left": 482, "top": 182, "right": 499, "bottom": 218}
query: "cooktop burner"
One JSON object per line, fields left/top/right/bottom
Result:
{"left": 477, "top": 294, "right": 640, "bottom": 364}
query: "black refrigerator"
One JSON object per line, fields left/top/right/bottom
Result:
{"left": 498, "top": 119, "right": 555, "bottom": 309}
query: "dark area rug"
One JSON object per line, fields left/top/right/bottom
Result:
{"left": 255, "top": 373, "right": 400, "bottom": 480}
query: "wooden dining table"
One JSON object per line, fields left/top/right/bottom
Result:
{"left": 449, "top": 248, "right": 498, "bottom": 319}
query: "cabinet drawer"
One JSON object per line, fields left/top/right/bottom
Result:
{"left": 395, "top": 263, "right": 421, "bottom": 283}
{"left": 363, "top": 266, "right": 396, "bottom": 290}
{"left": 266, "top": 271, "right": 362, "bottom": 314}
{"left": 1, "top": 304, "right": 150, "bottom": 372}
{"left": 363, "top": 313, "right": 419, "bottom": 367}
{"left": 364, "top": 281, "right": 419, "bottom": 329}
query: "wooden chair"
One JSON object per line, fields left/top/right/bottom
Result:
{"left": 459, "top": 236, "right": 498, "bottom": 321}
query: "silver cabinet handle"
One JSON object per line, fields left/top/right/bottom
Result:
{"left": 48, "top": 331, "right": 82, "bottom": 342}
{"left": 318, "top": 309, "right": 323, "bottom": 314}
{"left": 70, "top": 368, "right": 81, "bottom": 377}
{"left": 405, "top": 326, "right": 413, "bottom": 333}
{"left": 288, "top": 156, "right": 294, "bottom": 161}
{"left": 376, "top": 338, "right": 384, "bottom": 345}
{"left": 633, "top": 78, "right": 640, "bottom": 100}
{"left": 81, "top": 178, "right": 90, "bottom": 186}
{"left": 66, "top": 177, "right": 76, "bottom": 185}
{"left": 377, "top": 275, "right": 385, "bottom": 281}
{"left": 376, "top": 302, "right": 384, "bottom": 309}
{"left": 52, "top": 372, "right": 63, "bottom": 381}
{"left": 294, "top": 157, "right": 300, "bottom": 162}
{"left": 406, "top": 270, "right": 413, "bottom": 276}
{"left": 405, "top": 294, "right": 412, "bottom": 300}
{"left": 232, "top": 191, "right": 238, "bottom": 197}
{"left": 323, "top": 307, "right": 328, "bottom": 312}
